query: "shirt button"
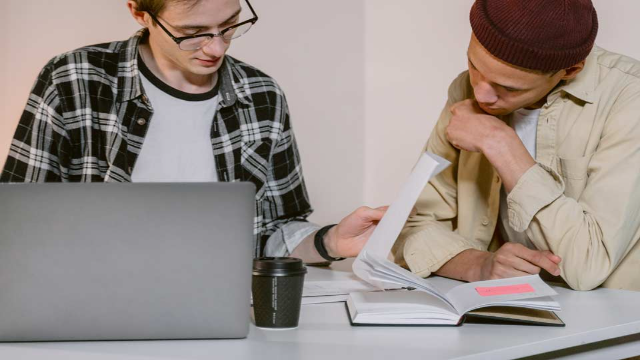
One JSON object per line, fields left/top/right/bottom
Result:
{"left": 137, "top": 118, "right": 147, "bottom": 126}
{"left": 482, "top": 218, "right": 490, "bottom": 226}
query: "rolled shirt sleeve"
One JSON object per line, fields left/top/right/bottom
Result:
{"left": 506, "top": 163, "right": 564, "bottom": 232}
{"left": 263, "top": 221, "right": 320, "bottom": 257}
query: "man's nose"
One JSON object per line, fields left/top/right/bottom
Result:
{"left": 202, "top": 36, "right": 228, "bottom": 57}
{"left": 474, "top": 82, "right": 498, "bottom": 105}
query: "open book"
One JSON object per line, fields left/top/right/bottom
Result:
{"left": 348, "top": 254, "right": 563, "bottom": 326}
{"left": 349, "top": 153, "right": 564, "bottom": 326}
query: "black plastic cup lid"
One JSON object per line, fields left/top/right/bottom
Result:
{"left": 253, "top": 257, "right": 307, "bottom": 276}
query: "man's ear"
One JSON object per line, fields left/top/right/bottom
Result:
{"left": 560, "top": 60, "right": 586, "bottom": 81}
{"left": 127, "top": 1, "right": 151, "bottom": 28}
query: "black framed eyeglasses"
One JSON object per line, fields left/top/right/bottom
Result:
{"left": 147, "top": 0, "right": 258, "bottom": 51}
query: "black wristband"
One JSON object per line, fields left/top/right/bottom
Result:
{"left": 314, "top": 224, "right": 345, "bottom": 262}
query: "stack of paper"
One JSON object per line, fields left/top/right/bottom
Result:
{"left": 302, "top": 279, "right": 402, "bottom": 305}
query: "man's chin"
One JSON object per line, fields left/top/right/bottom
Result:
{"left": 189, "top": 66, "right": 220, "bottom": 76}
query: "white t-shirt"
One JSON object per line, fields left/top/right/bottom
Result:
{"left": 132, "top": 55, "right": 220, "bottom": 182}
{"left": 498, "top": 107, "right": 541, "bottom": 249}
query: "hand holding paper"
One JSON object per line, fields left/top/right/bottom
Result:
{"left": 353, "top": 152, "right": 450, "bottom": 288}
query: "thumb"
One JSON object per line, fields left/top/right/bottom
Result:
{"left": 362, "top": 206, "right": 387, "bottom": 221}
{"left": 542, "top": 250, "right": 562, "bottom": 264}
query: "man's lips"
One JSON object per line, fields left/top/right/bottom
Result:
{"left": 195, "top": 57, "right": 221, "bottom": 66}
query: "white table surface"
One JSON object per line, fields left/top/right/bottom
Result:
{"left": 0, "top": 260, "right": 639, "bottom": 360}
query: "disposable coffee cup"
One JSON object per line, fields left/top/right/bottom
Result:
{"left": 252, "top": 257, "right": 307, "bottom": 329}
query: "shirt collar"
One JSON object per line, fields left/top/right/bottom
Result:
{"left": 117, "top": 29, "right": 146, "bottom": 103}
{"left": 554, "top": 46, "right": 600, "bottom": 104}
{"left": 117, "top": 29, "right": 252, "bottom": 106}
{"left": 218, "top": 56, "right": 253, "bottom": 107}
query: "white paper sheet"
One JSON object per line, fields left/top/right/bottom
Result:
{"left": 302, "top": 295, "right": 348, "bottom": 305}
{"left": 353, "top": 152, "right": 450, "bottom": 289}
{"left": 447, "top": 275, "right": 558, "bottom": 314}
{"left": 303, "top": 280, "right": 379, "bottom": 297}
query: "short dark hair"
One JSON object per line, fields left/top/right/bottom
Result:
{"left": 132, "top": 0, "right": 202, "bottom": 17}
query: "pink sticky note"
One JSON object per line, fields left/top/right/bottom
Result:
{"left": 475, "top": 283, "right": 535, "bottom": 297}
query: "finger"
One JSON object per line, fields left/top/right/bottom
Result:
{"left": 450, "top": 101, "right": 464, "bottom": 114}
{"left": 501, "top": 255, "right": 541, "bottom": 275}
{"left": 500, "top": 268, "right": 531, "bottom": 279}
{"left": 409, "top": 206, "right": 418, "bottom": 217}
{"left": 517, "top": 247, "right": 561, "bottom": 276}
{"left": 490, "top": 264, "right": 530, "bottom": 279}
{"left": 358, "top": 206, "right": 386, "bottom": 221}
{"left": 452, "top": 99, "right": 475, "bottom": 113}
{"left": 541, "top": 250, "right": 562, "bottom": 264}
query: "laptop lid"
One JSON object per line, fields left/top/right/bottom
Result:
{"left": 0, "top": 182, "right": 255, "bottom": 341}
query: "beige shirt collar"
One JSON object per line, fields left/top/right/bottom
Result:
{"left": 553, "top": 46, "right": 599, "bottom": 104}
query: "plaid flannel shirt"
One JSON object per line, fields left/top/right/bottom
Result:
{"left": 1, "top": 29, "right": 320, "bottom": 257}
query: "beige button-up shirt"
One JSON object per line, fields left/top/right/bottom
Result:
{"left": 393, "top": 46, "right": 640, "bottom": 291}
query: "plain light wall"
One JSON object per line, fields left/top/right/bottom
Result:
{"left": 364, "top": 0, "right": 474, "bottom": 207}
{"left": 2, "top": 1, "right": 640, "bottom": 222}
{"left": 363, "top": 0, "right": 640, "bottom": 207}
{"left": 0, "top": 0, "right": 366, "bottom": 226}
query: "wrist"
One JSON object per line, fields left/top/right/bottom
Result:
{"left": 324, "top": 225, "right": 340, "bottom": 258}
{"left": 482, "top": 125, "right": 536, "bottom": 192}
{"left": 480, "top": 124, "right": 512, "bottom": 159}
{"left": 313, "top": 224, "right": 344, "bottom": 262}
{"left": 461, "top": 249, "right": 491, "bottom": 282}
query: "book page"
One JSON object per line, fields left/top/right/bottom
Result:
{"left": 361, "top": 251, "right": 454, "bottom": 308}
{"left": 352, "top": 152, "right": 450, "bottom": 289}
{"left": 447, "top": 275, "right": 558, "bottom": 314}
{"left": 347, "top": 290, "right": 461, "bottom": 325}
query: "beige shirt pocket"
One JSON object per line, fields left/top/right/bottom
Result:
{"left": 557, "top": 153, "right": 593, "bottom": 200}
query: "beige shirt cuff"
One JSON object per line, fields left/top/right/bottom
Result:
{"left": 402, "top": 223, "right": 477, "bottom": 278}
{"left": 507, "top": 163, "right": 565, "bottom": 232}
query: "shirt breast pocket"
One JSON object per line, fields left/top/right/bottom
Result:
{"left": 557, "top": 153, "right": 593, "bottom": 200}
{"left": 240, "top": 140, "right": 273, "bottom": 199}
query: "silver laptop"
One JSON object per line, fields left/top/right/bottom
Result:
{"left": 0, "top": 182, "right": 255, "bottom": 342}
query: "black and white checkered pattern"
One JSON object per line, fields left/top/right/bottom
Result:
{"left": 1, "top": 29, "right": 316, "bottom": 257}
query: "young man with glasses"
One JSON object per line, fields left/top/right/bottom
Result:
{"left": 393, "top": 0, "right": 640, "bottom": 291}
{"left": 1, "top": 0, "right": 385, "bottom": 263}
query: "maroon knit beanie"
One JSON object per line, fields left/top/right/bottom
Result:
{"left": 470, "top": 0, "right": 598, "bottom": 72}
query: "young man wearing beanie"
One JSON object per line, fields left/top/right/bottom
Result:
{"left": 393, "top": 0, "right": 640, "bottom": 291}
{"left": 1, "top": 0, "right": 387, "bottom": 264}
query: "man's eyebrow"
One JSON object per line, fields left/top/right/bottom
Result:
{"left": 174, "top": 9, "right": 242, "bottom": 30}
{"left": 467, "top": 54, "right": 526, "bottom": 91}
